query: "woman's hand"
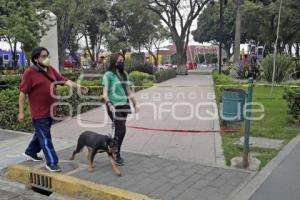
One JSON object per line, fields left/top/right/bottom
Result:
{"left": 109, "top": 104, "right": 115, "bottom": 112}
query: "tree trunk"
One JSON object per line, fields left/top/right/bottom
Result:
{"left": 233, "top": 0, "right": 241, "bottom": 66}
{"left": 288, "top": 44, "right": 292, "bottom": 56}
{"left": 175, "top": 39, "right": 187, "bottom": 75}
{"left": 224, "top": 44, "right": 232, "bottom": 63}
{"left": 296, "top": 44, "right": 300, "bottom": 57}
{"left": 58, "top": 41, "right": 66, "bottom": 71}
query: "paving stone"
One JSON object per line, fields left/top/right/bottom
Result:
{"left": 238, "top": 136, "right": 284, "bottom": 150}
{"left": 192, "top": 179, "right": 210, "bottom": 189}
{"left": 178, "top": 188, "right": 202, "bottom": 200}
{"left": 0, "top": 129, "right": 250, "bottom": 200}
{"left": 169, "top": 175, "right": 188, "bottom": 184}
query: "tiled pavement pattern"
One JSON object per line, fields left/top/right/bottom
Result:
{"left": 17, "top": 147, "right": 250, "bottom": 200}
{"left": 52, "top": 74, "right": 225, "bottom": 166}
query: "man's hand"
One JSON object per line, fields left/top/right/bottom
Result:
{"left": 18, "top": 112, "right": 25, "bottom": 123}
{"left": 80, "top": 86, "right": 89, "bottom": 94}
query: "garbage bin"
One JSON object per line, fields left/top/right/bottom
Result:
{"left": 221, "top": 89, "right": 246, "bottom": 122}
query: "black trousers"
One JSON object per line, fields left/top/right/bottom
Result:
{"left": 106, "top": 105, "right": 128, "bottom": 154}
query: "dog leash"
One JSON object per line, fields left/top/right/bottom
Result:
{"left": 109, "top": 111, "right": 116, "bottom": 139}
{"left": 69, "top": 115, "right": 240, "bottom": 134}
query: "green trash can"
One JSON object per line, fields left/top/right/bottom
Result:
{"left": 221, "top": 89, "right": 246, "bottom": 122}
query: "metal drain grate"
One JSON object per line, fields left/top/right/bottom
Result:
{"left": 29, "top": 172, "right": 53, "bottom": 192}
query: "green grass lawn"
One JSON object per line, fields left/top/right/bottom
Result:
{"left": 213, "top": 72, "right": 299, "bottom": 169}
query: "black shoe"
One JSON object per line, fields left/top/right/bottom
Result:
{"left": 23, "top": 153, "right": 43, "bottom": 162}
{"left": 45, "top": 165, "right": 62, "bottom": 172}
{"left": 115, "top": 156, "right": 124, "bottom": 166}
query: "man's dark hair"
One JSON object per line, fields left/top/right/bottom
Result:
{"left": 31, "top": 47, "right": 49, "bottom": 65}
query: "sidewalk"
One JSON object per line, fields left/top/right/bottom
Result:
{"left": 0, "top": 176, "right": 71, "bottom": 200}
{"left": 249, "top": 135, "right": 300, "bottom": 200}
{"left": 52, "top": 74, "right": 225, "bottom": 166}
{"left": 0, "top": 73, "right": 253, "bottom": 200}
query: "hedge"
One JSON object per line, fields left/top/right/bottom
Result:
{"left": 154, "top": 69, "right": 177, "bottom": 83}
{"left": 284, "top": 87, "right": 300, "bottom": 126}
{"left": 0, "top": 80, "right": 102, "bottom": 131}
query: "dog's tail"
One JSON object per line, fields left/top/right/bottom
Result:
{"left": 70, "top": 135, "right": 85, "bottom": 160}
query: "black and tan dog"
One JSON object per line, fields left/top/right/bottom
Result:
{"left": 70, "top": 131, "right": 121, "bottom": 176}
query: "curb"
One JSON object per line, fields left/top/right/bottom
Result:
{"left": 228, "top": 134, "right": 300, "bottom": 200}
{"left": 3, "top": 164, "right": 153, "bottom": 200}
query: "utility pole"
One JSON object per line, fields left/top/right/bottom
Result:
{"left": 219, "top": 0, "right": 224, "bottom": 74}
{"left": 233, "top": 0, "right": 241, "bottom": 66}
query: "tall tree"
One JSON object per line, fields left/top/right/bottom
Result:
{"left": 192, "top": 1, "right": 239, "bottom": 61}
{"left": 80, "top": 0, "right": 110, "bottom": 63}
{"left": 233, "top": 0, "right": 242, "bottom": 65}
{"left": 43, "top": 0, "right": 84, "bottom": 70}
{"left": 109, "top": 0, "right": 160, "bottom": 53}
{"left": 145, "top": 25, "right": 170, "bottom": 67}
{"left": 0, "top": 0, "right": 48, "bottom": 67}
{"left": 146, "top": 0, "right": 211, "bottom": 74}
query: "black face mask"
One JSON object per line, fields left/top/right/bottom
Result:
{"left": 116, "top": 61, "right": 124, "bottom": 71}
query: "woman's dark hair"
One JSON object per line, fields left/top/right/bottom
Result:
{"left": 31, "top": 47, "right": 49, "bottom": 65}
{"left": 107, "top": 52, "right": 127, "bottom": 81}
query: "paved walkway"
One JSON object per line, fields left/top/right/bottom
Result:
{"left": 52, "top": 74, "right": 225, "bottom": 166}
{"left": 0, "top": 73, "right": 253, "bottom": 200}
{"left": 249, "top": 135, "right": 300, "bottom": 200}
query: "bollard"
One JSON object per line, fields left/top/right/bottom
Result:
{"left": 243, "top": 77, "right": 253, "bottom": 168}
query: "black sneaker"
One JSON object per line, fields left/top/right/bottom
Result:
{"left": 23, "top": 153, "right": 43, "bottom": 162}
{"left": 45, "top": 165, "right": 62, "bottom": 172}
{"left": 115, "top": 156, "right": 124, "bottom": 166}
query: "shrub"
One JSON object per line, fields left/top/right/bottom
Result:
{"left": 262, "top": 54, "right": 295, "bottom": 83}
{"left": 0, "top": 89, "right": 33, "bottom": 131}
{"left": 154, "top": 69, "right": 177, "bottom": 83}
{"left": 206, "top": 54, "right": 218, "bottom": 64}
{"left": 194, "top": 54, "right": 205, "bottom": 64}
{"left": 129, "top": 71, "right": 154, "bottom": 87}
{"left": 212, "top": 71, "right": 234, "bottom": 85}
{"left": 0, "top": 75, "right": 21, "bottom": 90}
{"left": 0, "top": 80, "right": 103, "bottom": 131}
{"left": 125, "top": 58, "right": 154, "bottom": 74}
{"left": 283, "top": 87, "right": 300, "bottom": 126}
{"left": 61, "top": 70, "right": 81, "bottom": 81}
{"left": 56, "top": 80, "right": 102, "bottom": 117}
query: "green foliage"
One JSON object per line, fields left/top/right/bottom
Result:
{"left": 284, "top": 88, "right": 300, "bottom": 126}
{"left": 0, "top": 0, "right": 50, "bottom": 66}
{"left": 192, "top": 1, "right": 238, "bottom": 59}
{"left": 128, "top": 71, "right": 154, "bottom": 92}
{"left": 194, "top": 54, "right": 205, "bottom": 63}
{"left": 111, "top": 0, "right": 161, "bottom": 51}
{"left": 0, "top": 89, "right": 33, "bottom": 131}
{"left": 261, "top": 54, "right": 295, "bottom": 83}
{"left": 0, "top": 80, "right": 103, "bottom": 131}
{"left": 205, "top": 54, "right": 218, "bottom": 64}
{"left": 154, "top": 69, "right": 177, "bottom": 83}
{"left": 128, "top": 71, "right": 154, "bottom": 87}
{"left": 54, "top": 80, "right": 103, "bottom": 118}
{"left": 242, "top": 0, "right": 300, "bottom": 53}
{"left": 170, "top": 54, "right": 177, "bottom": 65}
{"left": 125, "top": 59, "right": 154, "bottom": 74}
{"left": 0, "top": 76, "right": 21, "bottom": 90}
{"left": 61, "top": 71, "right": 81, "bottom": 82}
{"left": 212, "top": 71, "right": 234, "bottom": 85}
{"left": 131, "top": 53, "right": 145, "bottom": 64}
